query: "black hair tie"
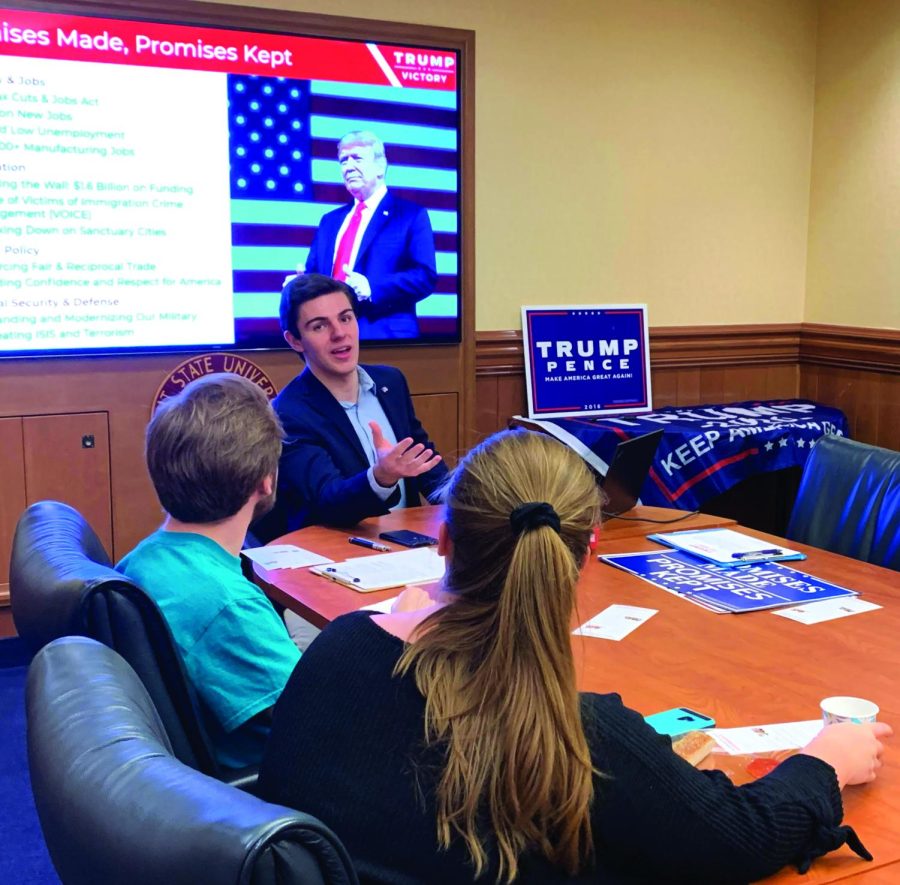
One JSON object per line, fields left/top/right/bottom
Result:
{"left": 509, "top": 502, "right": 561, "bottom": 537}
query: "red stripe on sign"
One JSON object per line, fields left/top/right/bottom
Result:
{"left": 667, "top": 448, "right": 760, "bottom": 501}
{"left": 566, "top": 420, "right": 630, "bottom": 438}
{"left": 648, "top": 467, "right": 675, "bottom": 501}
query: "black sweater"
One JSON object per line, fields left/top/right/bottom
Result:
{"left": 258, "top": 612, "right": 862, "bottom": 884}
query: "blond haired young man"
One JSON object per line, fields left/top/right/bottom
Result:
{"left": 119, "top": 374, "right": 300, "bottom": 770}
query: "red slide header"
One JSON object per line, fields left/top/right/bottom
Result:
{"left": 0, "top": 8, "right": 457, "bottom": 90}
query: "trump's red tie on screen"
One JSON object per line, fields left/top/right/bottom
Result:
{"left": 332, "top": 201, "right": 365, "bottom": 280}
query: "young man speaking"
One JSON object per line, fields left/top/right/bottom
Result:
{"left": 255, "top": 272, "right": 448, "bottom": 539}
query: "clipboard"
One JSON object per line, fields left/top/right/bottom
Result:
{"left": 309, "top": 547, "right": 445, "bottom": 593}
{"left": 309, "top": 564, "right": 400, "bottom": 593}
{"left": 646, "top": 528, "right": 806, "bottom": 568}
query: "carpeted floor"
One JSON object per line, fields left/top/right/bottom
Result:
{"left": 0, "top": 638, "right": 59, "bottom": 884}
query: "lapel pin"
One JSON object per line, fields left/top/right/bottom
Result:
{"left": 383, "top": 210, "right": 389, "bottom": 216}
{"left": 381, "top": 386, "right": 388, "bottom": 393}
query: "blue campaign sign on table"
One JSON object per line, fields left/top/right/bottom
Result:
{"left": 521, "top": 305, "right": 652, "bottom": 418}
{"left": 601, "top": 549, "right": 857, "bottom": 613}
{"left": 520, "top": 399, "right": 849, "bottom": 510}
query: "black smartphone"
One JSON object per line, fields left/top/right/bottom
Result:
{"left": 379, "top": 529, "right": 439, "bottom": 548}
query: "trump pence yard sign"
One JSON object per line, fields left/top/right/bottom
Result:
{"left": 521, "top": 305, "right": 652, "bottom": 419}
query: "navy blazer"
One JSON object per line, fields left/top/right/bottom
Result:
{"left": 305, "top": 191, "right": 437, "bottom": 321}
{"left": 256, "top": 365, "right": 449, "bottom": 538}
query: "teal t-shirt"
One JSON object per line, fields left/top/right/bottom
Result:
{"left": 118, "top": 530, "right": 300, "bottom": 769}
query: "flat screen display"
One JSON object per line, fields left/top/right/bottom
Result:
{"left": 0, "top": 6, "right": 462, "bottom": 356}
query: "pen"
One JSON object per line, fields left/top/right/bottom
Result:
{"left": 731, "top": 548, "right": 782, "bottom": 560}
{"left": 348, "top": 536, "right": 391, "bottom": 552}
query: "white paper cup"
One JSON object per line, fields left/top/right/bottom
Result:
{"left": 820, "top": 696, "right": 879, "bottom": 725}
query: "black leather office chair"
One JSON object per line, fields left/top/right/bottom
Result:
{"left": 9, "top": 498, "right": 111, "bottom": 651}
{"left": 787, "top": 435, "right": 900, "bottom": 571}
{"left": 9, "top": 500, "right": 235, "bottom": 782}
{"left": 27, "top": 636, "right": 358, "bottom": 885}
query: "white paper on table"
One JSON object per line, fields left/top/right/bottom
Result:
{"left": 572, "top": 605, "right": 658, "bottom": 641}
{"left": 241, "top": 545, "right": 334, "bottom": 569}
{"left": 337, "top": 547, "right": 446, "bottom": 587}
{"left": 772, "top": 597, "right": 882, "bottom": 625}
{"left": 708, "top": 720, "right": 823, "bottom": 755}
{"left": 359, "top": 596, "right": 400, "bottom": 614}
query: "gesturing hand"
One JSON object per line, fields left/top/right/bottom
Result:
{"left": 370, "top": 421, "right": 442, "bottom": 488}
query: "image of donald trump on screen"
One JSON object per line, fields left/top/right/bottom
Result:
{"left": 303, "top": 130, "right": 438, "bottom": 340}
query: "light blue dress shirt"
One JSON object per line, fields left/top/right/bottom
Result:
{"left": 338, "top": 367, "right": 407, "bottom": 509}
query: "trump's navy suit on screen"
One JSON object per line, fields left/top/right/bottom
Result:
{"left": 259, "top": 364, "right": 448, "bottom": 537}
{"left": 304, "top": 191, "right": 437, "bottom": 325}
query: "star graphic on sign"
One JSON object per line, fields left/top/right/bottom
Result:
{"left": 797, "top": 437, "right": 806, "bottom": 448}
{"left": 779, "top": 437, "right": 789, "bottom": 448}
{"left": 765, "top": 440, "right": 775, "bottom": 452}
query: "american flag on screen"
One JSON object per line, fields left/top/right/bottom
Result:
{"left": 226, "top": 74, "right": 460, "bottom": 344}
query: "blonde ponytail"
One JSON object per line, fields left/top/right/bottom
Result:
{"left": 397, "top": 430, "right": 601, "bottom": 881}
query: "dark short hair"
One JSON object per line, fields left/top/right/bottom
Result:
{"left": 146, "top": 373, "right": 283, "bottom": 524}
{"left": 279, "top": 272, "right": 357, "bottom": 339}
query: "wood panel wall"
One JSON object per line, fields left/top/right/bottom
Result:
{"left": 799, "top": 325, "right": 900, "bottom": 447}
{"left": 476, "top": 323, "right": 900, "bottom": 453}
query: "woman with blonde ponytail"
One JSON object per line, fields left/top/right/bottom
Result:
{"left": 260, "top": 429, "right": 890, "bottom": 884}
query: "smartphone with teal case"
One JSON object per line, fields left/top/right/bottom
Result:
{"left": 644, "top": 707, "right": 716, "bottom": 737}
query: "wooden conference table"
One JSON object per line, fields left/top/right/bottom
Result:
{"left": 254, "top": 505, "right": 900, "bottom": 884}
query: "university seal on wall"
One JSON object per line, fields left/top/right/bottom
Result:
{"left": 153, "top": 353, "right": 277, "bottom": 415}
